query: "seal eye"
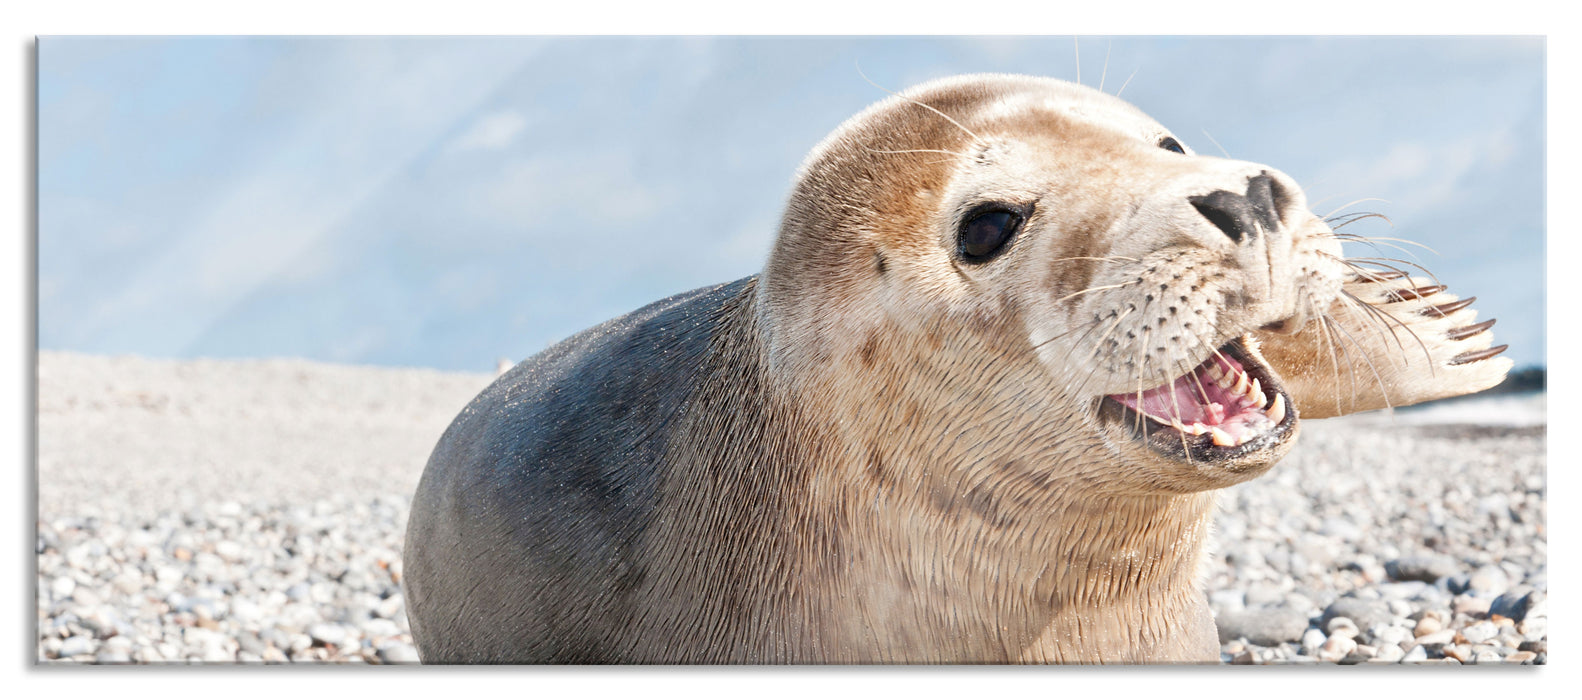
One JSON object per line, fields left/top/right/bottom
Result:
{"left": 958, "top": 208, "right": 1023, "bottom": 262}
{"left": 1159, "top": 136, "right": 1186, "bottom": 154}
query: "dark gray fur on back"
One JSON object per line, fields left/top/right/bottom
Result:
{"left": 403, "top": 277, "right": 753, "bottom": 663}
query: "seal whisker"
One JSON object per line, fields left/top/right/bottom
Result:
{"left": 1330, "top": 232, "right": 1439, "bottom": 264}
{"left": 1319, "top": 198, "right": 1391, "bottom": 221}
{"left": 1336, "top": 289, "right": 1410, "bottom": 357}
{"left": 856, "top": 65, "right": 982, "bottom": 143}
{"left": 1332, "top": 287, "right": 1404, "bottom": 358}
{"left": 1310, "top": 306, "right": 1349, "bottom": 416}
{"left": 1343, "top": 256, "right": 1443, "bottom": 288}
{"left": 1073, "top": 36, "right": 1081, "bottom": 86}
{"left": 1341, "top": 288, "right": 1437, "bottom": 368}
{"left": 1030, "top": 315, "right": 1107, "bottom": 352}
{"left": 861, "top": 146, "right": 970, "bottom": 158}
{"left": 1322, "top": 313, "right": 1396, "bottom": 410}
{"left": 1098, "top": 40, "right": 1112, "bottom": 93}
{"left": 1324, "top": 211, "right": 1394, "bottom": 230}
{"left": 1332, "top": 234, "right": 1437, "bottom": 256}
{"left": 1049, "top": 255, "right": 1140, "bottom": 264}
{"left": 1199, "top": 129, "right": 1231, "bottom": 158}
{"left": 1054, "top": 280, "right": 1140, "bottom": 305}
{"left": 1113, "top": 66, "right": 1139, "bottom": 98}
{"left": 1070, "top": 309, "right": 1135, "bottom": 398}
{"left": 1321, "top": 252, "right": 1444, "bottom": 289}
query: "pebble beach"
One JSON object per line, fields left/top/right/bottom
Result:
{"left": 34, "top": 351, "right": 1547, "bottom": 665}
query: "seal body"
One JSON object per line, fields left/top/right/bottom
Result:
{"left": 403, "top": 74, "right": 1509, "bottom": 663}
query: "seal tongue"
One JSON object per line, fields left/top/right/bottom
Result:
{"left": 1109, "top": 352, "right": 1285, "bottom": 447}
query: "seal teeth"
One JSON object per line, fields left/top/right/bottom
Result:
{"left": 1249, "top": 378, "right": 1263, "bottom": 405}
{"left": 1266, "top": 393, "right": 1286, "bottom": 424}
{"left": 1233, "top": 371, "right": 1249, "bottom": 395}
{"left": 1210, "top": 427, "right": 1236, "bottom": 447}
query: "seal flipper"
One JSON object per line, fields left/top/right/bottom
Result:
{"left": 1253, "top": 273, "right": 1512, "bottom": 419}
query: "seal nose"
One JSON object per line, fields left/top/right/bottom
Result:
{"left": 1188, "top": 172, "right": 1286, "bottom": 244}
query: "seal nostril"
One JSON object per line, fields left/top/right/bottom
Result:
{"left": 1188, "top": 190, "right": 1259, "bottom": 243}
{"left": 1245, "top": 173, "right": 1282, "bottom": 231}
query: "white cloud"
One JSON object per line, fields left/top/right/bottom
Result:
{"left": 66, "top": 39, "right": 540, "bottom": 357}
{"left": 1304, "top": 129, "right": 1515, "bottom": 223}
{"left": 448, "top": 110, "right": 529, "bottom": 152}
{"left": 483, "top": 153, "right": 669, "bottom": 228}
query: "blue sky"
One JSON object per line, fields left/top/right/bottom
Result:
{"left": 38, "top": 36, "right": 1546, "bottom": 371}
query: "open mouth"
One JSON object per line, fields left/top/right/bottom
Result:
{"left": 1099, "top": 336, "right": 1295, "bottom": 460}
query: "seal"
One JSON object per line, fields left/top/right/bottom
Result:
{"left": 402, "top": 74, "right": 1511, "bottom": 663}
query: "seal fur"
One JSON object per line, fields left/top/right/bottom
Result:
{"left": 402, "top": 74, "right": 1510, "bottom": 663}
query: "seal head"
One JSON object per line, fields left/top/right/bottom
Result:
{"left": 764, "top": 74, "right": 1339, "bottom": 498}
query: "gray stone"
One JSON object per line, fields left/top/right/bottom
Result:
{"left": 1452, "top": 595, "right": 1492, "bottom": 616}
{"left": 1467, "top": 565, "right": 1510, "bottom": 597}
{"left": 308, "top": 623, "right": 346, "bottom": 647}
{"left": 1373, "top": 625, "right": 1411, "bottom": 647}
{"left": 1386, "top": 555, "right": 1460, "bottom": 583}
{"left": 1322, "top": 598, "right": 1393, "bottom": 631}
{"left": 1243, "top": 582, "right": 1286, "bottom": 607}
{"left": 377, "top": 641, "right": 421, "bottom": 664}
{"left": 375, "top": 593, "right": 404, "bottom": 620}
{"left": 1462, "top": 621, "right": 1499, "bottom": 645}
{"left": 1386, "top": 600, "right": 1413, "bottom": 619}
{"left": 1300, "top": 628, "right": 1327, "bottom": 655}
{"left": 1320, "top": 517, "right": 1361, "bottom": 540}
{"left": 1325, "top": 616, "right": 1359, "bottom": 639}
{"left": 57, "top": 635, "right": 95, "bottom": 658}
{"left": 1215, "top": 606, "right": 1311, "bottom": 646}
{"left": 1372, "top": 644, "right": 1405, "bottom": 663}
{"left": 1317, "top": 635, "right": 1356, "bottom": 663}
{"left": 1489, "top": 586, "right": 1546, "bottom": 622}
{"left": 49, "top": 576, "right": 76, "bottom": 600}
{"left": 1402, "top": 645, "right": 1429, "bottom": 662}
{"left": 1437, "top": 574, "right": 1470, "bottom": 594}
{"left": 1209, "top": 589, "right": 1246, "bottom": 612}
{"left": 361, "top": 618, "right": 401, "bottom": 640}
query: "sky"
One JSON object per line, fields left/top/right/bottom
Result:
{"left": 37, "top": 36, "right": 1546, "bottom": 372}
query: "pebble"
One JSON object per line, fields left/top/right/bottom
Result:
{"left": 1505, "top": 651, "right": 1538, "bottom": 664}
{"left": 1324, "top": 616, "right": 1359, "bottom": 639}
{"left": 1322, "top": 599, "right": 1393, "bottom": 631}
{"left": 1300, "top": 628, "right": 1327, "bottom": 655}
{"left": 1489, "top": 586, "right": 1546, "bottom": 622}
{"left": 307, "top": 622, "right": 347, "bottom": 647}
{"left": 57, "top": 635, "right": 96, "bottom": 658}
{"left": 32, "top": 384, "right": 1548, "bottom": 666}
{"left": 50, "top": 576, "right": 76, "bottom": 599}
{"left": 1373, "top": 624, "right": 1411, "bottom": 647}
{"left": 1461, "top": 621, "right": 1499, "bottom": 644}
{"left": 1317, "top": 635, "right": 1356, "bottom": 663}
{"left": 1214, "top": 606, "right": 1310, "bottom": 646}
{"left": 377, "top": 641, "right": 421, "bottom": 664}
{"left": 1467, "top": 565, "right": 1511, "bottom": 597}
{"left": 1372, "top": 644, "right": 1405, "bottom": 663}
{"left": 37, "top": 494, "right": 418, "bottom": 665}
{"left": 1385, "top": 555, "right": 1459, "bottom": 583}
{"left": 1452, "top": 595, "right": 1492, "bottom": 616}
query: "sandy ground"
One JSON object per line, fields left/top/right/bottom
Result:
{"left": 36, "top": 351, "right": 493, "bottom": 519}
